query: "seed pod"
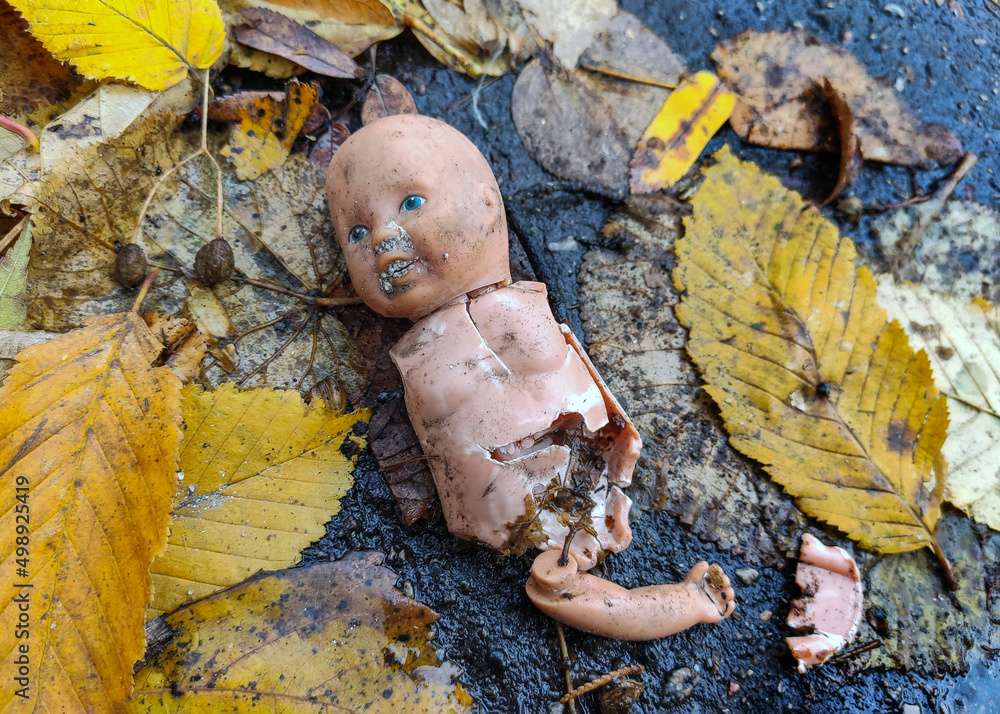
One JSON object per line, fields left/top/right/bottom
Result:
{"left": 194, "top": 237, "right": 235, "bottom": 286}
{"left": 310, "top": 376, "right": 348, "bottom": 411}
{"left": 115, "top": 243, "right": 148, "bottom": 288}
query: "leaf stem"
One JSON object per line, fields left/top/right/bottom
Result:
{"left": 131, "top": 269, "right": 160, "bottom": 313}
{"left": 232, "top": 275, "right": 363, "bottom": 307}
{"left": 930, "top": 540, "right": 958, "bottom": 592}
{"left": 0, "top": 115, "right": 38, "bottom": 152}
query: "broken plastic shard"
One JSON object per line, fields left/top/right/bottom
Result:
{"left": 786, "top": 533, "right": 863, "bottom": 672}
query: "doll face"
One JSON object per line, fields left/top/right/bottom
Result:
{"left": 326, "top": 115, "right": 511, "bottom": 319}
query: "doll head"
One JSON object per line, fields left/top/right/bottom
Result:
{"left": 326, "top": 114, "right": 511, "bottom": 320}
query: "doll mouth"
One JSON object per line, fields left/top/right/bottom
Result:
{"left": 378, "top": 259, "right": 417, "bottom": 297}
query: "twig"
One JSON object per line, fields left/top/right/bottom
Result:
{"left": 554, "top": 622, "right": 576, "bottom": 714}
{"left": 827, "top": 640, "right": 881, "bottom": 665}
{"left": 560, "top": 664, "right": 645, "bottom": 704}
{"left": 130, "top": 69, "right": 223, "bottom": 245}
{"left": 232, "top": 275, "right": 364, "bottom": 306}
{"left": 380, "top": 454, "right": 439, "bottom": 472}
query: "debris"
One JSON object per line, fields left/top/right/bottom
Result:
{"left": 786, "top": 534, "right": 864, "bottom": 672}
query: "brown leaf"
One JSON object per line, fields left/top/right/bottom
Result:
{"left": 712, "top": 30, "right": 963, "bottom": 168}
{"left": 511, "top": 58, "right": 668, "bottom": 196}
{"left": 0, "top": 0, "right": 83, "bottom": 116}
{"left": 132, "top": 554, "right": 475, "bottom": 711}
{"left": 579, "top": 196, "right": 805, "bottom": 565}
{"left": 234, "top": 7, "right": 363, "bottom": 79}
{"left": 308, "top": 121, "right": 350, "bottom": 169}
{"left": 516, "top": 0, "right": 616, "bottom": 70}
{"left": 361, "top": 74, "right": 419, "bottom": 125}
{"left": 0, "top": 310, "right": 182, "bottom": 710}
{"left": 579, "top": 11, "right": 686, "bottom": 88}
{"left": 818, "top": 77, "right": 863, "bottom": 206}
{"left": 143, "top": 312, "right": 208, "bottom": 383}
{"left": 14, "top": 112, "right": 368, "bottom": 397}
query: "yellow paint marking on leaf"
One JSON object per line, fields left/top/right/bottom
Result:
{"left": 7, "top": 0, "right": 225, "bottom": 91}
{"left": 877, "top": 279, "right": 1000, "bottom": 533}
{"left": 674, "top": 147, "right": 952, "bottom": 576}
{"left": 630, "top": 71, "right": 734, "bottom": 193}
{"left": 221, "top": 82, "right": 319, "bottom": 180}
{"left": 146, "top": 383, "right": 369, "bottom": 618}
{"left": 132, "top": 554, "right": 475, "bottom": 712}
{"left": 0, "top": 311, "right": 182, "bottom": 711}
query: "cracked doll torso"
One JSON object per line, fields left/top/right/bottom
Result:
{"left": 391, "top": 280, "right": 640, "bottom": 569}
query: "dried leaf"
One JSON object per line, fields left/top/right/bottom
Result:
{"left": 0, "top": 219, "right": 30, "bottom": 329}
{"left": 512, "top": 58, "right": 668, "bottom": 196}
{"left": 0, "top": 0, "right": 82, "bottom": 116}
{"left": 8, "top": 0, "right": 225, "bottom": 91}
{"left": 0, "top": 79, "right": 199, "bottom": 203}
{"left": 13, "top": 112, "right": 367, "bottom": 396}
{"left": 220, "top": 0, "right": 402, "bottom": 62}
{"left": 0, "top": 310, "right": 182, "bottom": 710}
{"left": 147, "top": 383, "right": 368, "bottom": 617}
{"left": 579, "top": 196, "right": 805, "bottom": 566}
{"left": 674, "top": 148, "right": 951, "bottom": 569}
{"left": 234, "top": 7, "right": 363, "bottom": 78}
{"left": 818, "top": 78, "right": 863, "bottom": 207}
{"left": 579, "top": 11, "right": 686, "bottom": 88}
{"left": 361, "top": 74, "right": 419, "bottom": 125}
{"left": 873, "top": 200, "right": 1000, "bottom": 302}
{"left": 387, "top": 0, "right": 521, "bottom": 77}
{"left": 516, "top": 0, "right": 615, "bottom": 69}
{"left": 712, "top": 30, "right": 963, "bottom": 168}
{"left": 629, "top": 71, "right": 734, "bottom": 193}
{"left": 221, "top": 83, "right": 320, "bottom": 181}
{"left": 143, "top": 312, "right": 209, "bottom": 383}
{"left": 877, "top": 280, "right": 1000, "bottom": 531}
{"left": 132, "top": 554, "right": 475, "bottom": 711}
{"left": 0, "top": 327, "right": 57, "bottom": 384}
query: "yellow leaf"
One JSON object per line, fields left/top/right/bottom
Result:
{"left": 877, "top": 280, "right": 1000, "bottom": 532}
{"left": 629, "top": 71, "right": 734, "bottom": 193}
{"left": 221, "top": 82, "right": 319, "bottom": 181}
{"left": 674, "top": 148, "right": 951, "bottom": 573}
{"left": 147, "top": 383, "right": 369, "bottom": 618}
{"left": 132, "top": 554, "right": 475, "bottom": 712}
{"left": 0, "top": 310, "right": 182, "bottom": 710}
{"left": 8, "top": 0, "right": 226, "bottom": 91}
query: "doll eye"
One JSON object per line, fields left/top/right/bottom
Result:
{"left": 349, "top": 226, "right": 368, "bottom": 244}
{"left": 401, "top": 195, "right": 425, "bottom": 212}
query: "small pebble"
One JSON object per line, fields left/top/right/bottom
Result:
{"left": 760, "top": 610, "right": 772, "bottom": 622}
{"left": 883, "top": 3, "right": 906, "bottom": 18}
{"left": 547, "top": 236, "right": 580, "bottom": 252}
{"left": 661, "top": 667, "right": 699, "bottom": 706}
{"left": 902, "top": 705, "right": 921, "bottom": 714}
{"left": 735, "top": 567, "right": 760, "bottom": 586}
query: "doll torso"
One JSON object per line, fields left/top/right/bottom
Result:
{"left": 390, "top": 281, "right": 640, "bottom": 569}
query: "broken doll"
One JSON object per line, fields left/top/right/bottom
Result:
{"left": 325, "top": 114, "right": 735, "bottom": 640}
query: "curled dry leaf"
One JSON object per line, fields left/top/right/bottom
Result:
{"left": 877, "top": 280, "right": 1000, "bottom": 531}
{"left": 143, "top": 312, "right": 209, "bottom": 383}
{"left": 221, "top": 82, "right": 320, "bottom": 181}
{"left": 132, "top": 554, "right": 475, "bottom": 711}
{"left": 219, "top": 0, "right": 401, "bottom": 64}
{"left": 147, "top": 383, "right": 368, "bottom": 618}
{"left": 712, "top": 30, "right": 963, "bottom": 168}
{"left": 512, "top": 58, "right": 668, "bottom": 196}
{"left": 361, "top": 74, "right": 419, "bottom": 125}
{"left": 0, "top": 311, "right": 182, "bottom": 711}
{"left": 387, "top": 0, "right": 525, "bottom": 77}
{"left": 579, "top": 11, "right": 686, "bottom": 89}
{"left": 629, "top": 71, "right": 734, "bottom": 194}
{"left": 0, "top": 0, "right": 82, "bottom": 116}
{"left": 8, "top": 0, "right": 225, "bottom": 91}
{"left": 579, "top": 195, "right": 806, "bottom": 566}
{"left": 674, "top": 148, "right": 952, "bottom": 583}
{"left": 819, "top": 78, "right": 863, "bottom": 206}
{"left": 0, "top": 219, "right": 30, "bottom": 329}
{"left": 234, "top": 7, "right": 363, "bottom": 79}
